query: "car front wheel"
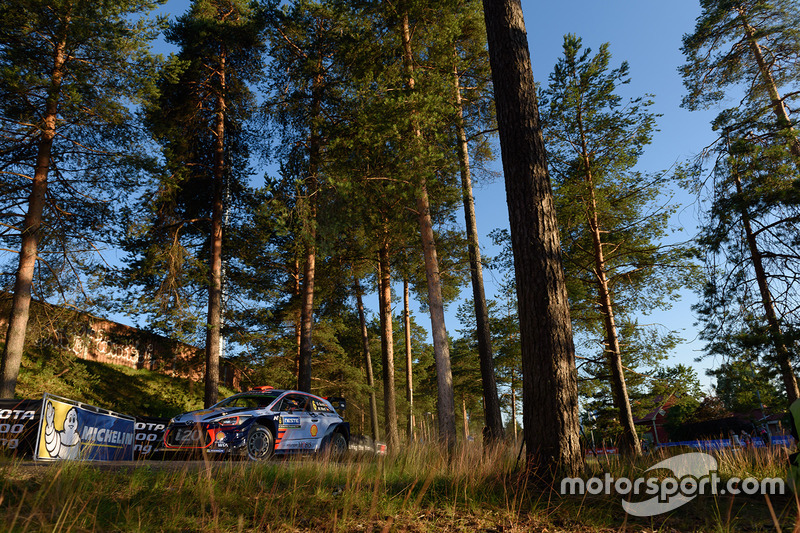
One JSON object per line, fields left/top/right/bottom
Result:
{"left": 246, "top": 424, "right": 274, "bottom": 461}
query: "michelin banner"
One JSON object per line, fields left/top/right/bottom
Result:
{"left": 35, "top": 394, "right": 135, "bottom": 462}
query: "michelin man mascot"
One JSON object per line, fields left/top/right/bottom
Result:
{"left": 44, "top": 400, "right": 82, "bottom": 460}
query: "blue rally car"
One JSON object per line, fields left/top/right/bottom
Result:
{"left": 161, "top": 387, "right": 349, "bottom": 460}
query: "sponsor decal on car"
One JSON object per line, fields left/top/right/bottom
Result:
{"left": 172, "top": 427, "right": 206, "bottom": 445}
{"left": 283, "top": 441, "right": 315, "bottom": 450}
{"left": 275, "top": 428, "right": 286, "bottom": 447}
{"left": 310, "top": 424, "right": 318, "bottom": 437}
{"left": 280, "top": 416, "right": 301, "bottom": 428}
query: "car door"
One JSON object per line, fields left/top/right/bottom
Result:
{"left": 307, "top": 397, "right": 341, "bottom": 445}
{"left": 275, "top": 393, "right": 315, "bottom": 451}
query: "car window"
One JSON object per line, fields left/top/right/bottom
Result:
{"left": 279, "top": 394, "right": 308, "bottom": 412}
{"left": 245, "top": 397, "right": 262, "bottom": 408}
{"left": 240, "top": 396, "right": 274, "bottom": 408}
{"left": 217, "top": 393, "right": 278, "bottom": 409}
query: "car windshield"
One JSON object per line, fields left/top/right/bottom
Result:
{"left": 214, "top": 392, "right": 280, "bottom": 409}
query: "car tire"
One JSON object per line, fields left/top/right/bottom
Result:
{"left": 246, "top": 424, "right": 274, "bottom": 461}
{"left": 327, "top": 431, "right": 347, "bottom": 459}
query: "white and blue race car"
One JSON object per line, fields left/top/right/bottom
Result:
{"left": 161, "top": 387, "right": 349, "bottom": 460}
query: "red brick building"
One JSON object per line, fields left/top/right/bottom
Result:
{"left": 0, "top": 295, "right": 243, "bottom": 390}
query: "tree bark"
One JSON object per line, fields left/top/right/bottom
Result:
{"left": 400, "top": 10, "right": 457, "bottom": 447}
{"left": 1, "top": 24, "right": 69, "bottom": 399}
{"left": 293, "top": 259, "right": 301, "bottom": 377}
{"left": 733, "top": 170, "right": 800, "bottom": 403}
{"left": 462, "top": 396, "right": 470, "bottom": 439}
{"left": 416, "top": 183, "right": 458, "bottom": 446}
{"left": 378, "top": 242, "right": 399, "bottom": 448}
{"left": 403, "top": 278, "right": 414, "bottom": 441}
{"left": 481, "top": 0, "right": 583, "bottom": 478}
{"left": 453, "top": 52, "right": 504, "bottom": 443}
{"left": 205, "top": 45, "right": 227, "bottom": 408}
{"left": 297, "top": 247, "right": 315, "bottom": 392}
{"left": 356, "top": 278, "right": 380, "bottom": 442}
{"left": 576, "top": 117, "right": 640, "bottom": 456}
{"left": 510, "top": 380, "right": 517, "bottom": 441}
{"left": 297, "top": 62, "right": 324, "bottom": 393}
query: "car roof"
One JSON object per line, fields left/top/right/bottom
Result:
{"left": 235, "top": 389, "right": 330, "bottom": 402}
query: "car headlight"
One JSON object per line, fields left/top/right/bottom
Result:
{"left": 216, "top": 415, "right": 251, "bottom": 427}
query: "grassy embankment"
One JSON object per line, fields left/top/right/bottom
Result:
{"left": 12, "top": 345, "right": 233, "bottom": 418}
{"left": 2, "top": 348, "right": 800, "bottom": 531}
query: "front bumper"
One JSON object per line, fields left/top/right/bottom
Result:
{"left": 160, "top": 423, "right": 249, "bottom": 456}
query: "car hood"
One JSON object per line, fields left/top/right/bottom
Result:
{"left": 171, "top": 406, "right": 266, "bottom": 424}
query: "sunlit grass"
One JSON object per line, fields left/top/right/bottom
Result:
{"left": 0, "top": 444, "right": 523, "bottom": 532}
{"left": 0, "top": 440, "right": 797, "bottom": 532}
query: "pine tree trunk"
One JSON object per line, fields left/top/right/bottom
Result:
{"left": 592, "top": 265, "right": 640, "bottom": 456}
{"left": 293, "top": 259, "right": 301, "bottom": 377}
{"left": 453, "top": 53, "right": 504, "bottom": 443}
{"left": 404, "top": 278, "right": 414, "bottom": 441}
{"left": 297, "top": 65, "right": 324, "bottom": 393}
{"left": 1, "top": 30, "right": 68, "bottom": 399}
{"left": 739, "top": 13, "right": 800, "bottom": 160}
{"left": 400, "top": 10, "right": 457, "bottom": 447}
{"left": 356, "top": 278, "right": 380, "bottom": 442}
{"left": 577, "top": 127, "right": 640, "bottom": 456}
{"left": 594, "top": 272, "right": 641, "bottom": 456}
{"left": 733, "top": 171, "right": 800, "bottom": 403}
{"left": 297, "top": 249, "right": 315, "bottom": 392}
{"left": 511, "top": 378, "right": 517, "bottom": 441}
{"left": 378, "top": 242, "right": 399, "bottom": 448}
{"left": 205, "top": 47, "right": 227, "bottom": 408}
{"left": 416, "top": 183, "right": 458, "bottom": 446}
{"left": 481, "top": 0, "right": 583, "bottom": 479}
{"left": 462, "top": 397, "right": 470, "bottom": 439}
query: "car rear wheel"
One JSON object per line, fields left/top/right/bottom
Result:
{"left": 246, "top": 424, "right": 274, "bottom": 461}
{"left": 328, "top": 431, "right": 347, "bottom": 459}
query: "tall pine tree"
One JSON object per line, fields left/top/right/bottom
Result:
{"left": 540, "top": 35, "right": 696, "bottom": 455}
{"left": 119, "top": 0, "right": 265, "bottom": 407}
{"left": 682, "top": 0, "right": 800, "bottom": 404}
{"left": 481, "top": 0, "right": 582, "bottom": 478}
{"left": 0, "top": 0, "right": 165, "bottom": 398}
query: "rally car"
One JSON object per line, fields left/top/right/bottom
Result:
{"left": 161, "top": 387, "right": 349, "bottom": 460}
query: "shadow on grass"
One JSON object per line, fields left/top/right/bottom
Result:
{"left": 15, "top": 346, "right": 229, "bottom": 418}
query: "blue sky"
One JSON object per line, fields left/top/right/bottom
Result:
{"left": 476, "top": 0, "right": 721, "bottom": 388}
{"left": 153, "top": 0, "right": 724, "bottom": 391}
